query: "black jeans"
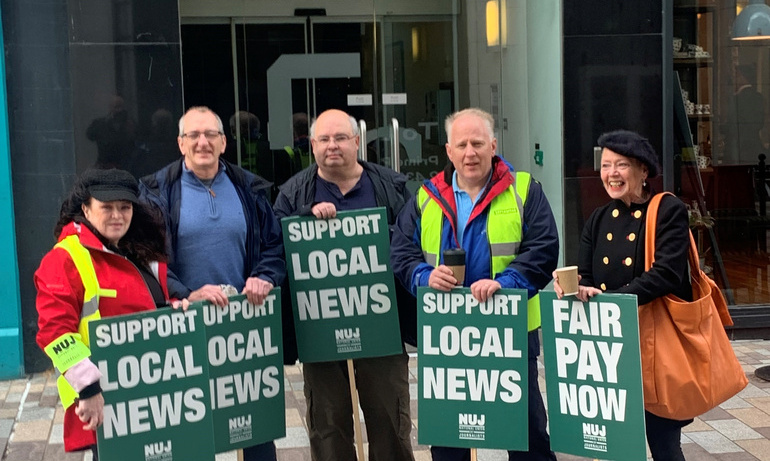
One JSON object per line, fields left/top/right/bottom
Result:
{"left": 645, "top": 411, "right": 691, "bottom": 461}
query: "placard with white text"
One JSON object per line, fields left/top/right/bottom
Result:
{"left": 539, "top": 291, "right": 646, "bottom": 460}
{"left": 417, "top": 287, "right": 529, "bottom": 450}
{"left": 90, "top": 308, "right": 215, "bottom": 461}
{"left": 282, "top": 207, "right": 402, "bottom": 362}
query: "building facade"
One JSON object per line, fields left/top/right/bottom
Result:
{"left": 1, "top": 0, "right": 768, "bottom": 375}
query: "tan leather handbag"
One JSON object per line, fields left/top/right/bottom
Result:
{"left": 639, "top": 192, "right": 747, "bottom": 420}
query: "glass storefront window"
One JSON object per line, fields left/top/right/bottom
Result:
{"left": 674, "top": 0, "right": 770, "bottom": 305}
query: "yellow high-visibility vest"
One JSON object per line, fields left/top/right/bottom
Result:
{"left": 417, "top": 171, "right": 542, "bottom": 331}
{"left": 43, "top": 235, "right": 116, "bottom": 408}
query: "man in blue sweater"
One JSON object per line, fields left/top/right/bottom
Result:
{"left": 139, "top": 106, "right": 285, "bottom": 461}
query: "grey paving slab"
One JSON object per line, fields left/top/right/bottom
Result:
{"left": 687, "top": 431, "right": 745, "bottom": 454}
{"left": 274, "top": 426, "right": 310, "bottom": 449}
{"left": 708, "top": 419, "right": 765, "bottom": 441}
{"left": 3, "top": 340, "right": 770, "bottom": 460}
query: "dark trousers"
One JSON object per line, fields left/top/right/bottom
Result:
{"left": 242, "top": 441, "right": 277, "bottom": 461}
{"left": 431, "top": 332, "right": 556, "bottom": 461}
{"left": 645, "top": 411, "right": 690, "bottom": 461}
{"left": 303, "top": 350, "right": 414, "bottom": 461}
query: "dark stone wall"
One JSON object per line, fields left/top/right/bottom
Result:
{"left": 562, "top": 1, "right": 667, "bottom": 263}
{"left": 2, "top": 0, "right": 182, "bottom": 372}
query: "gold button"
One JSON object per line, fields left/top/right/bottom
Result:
{"left": 600, "top": 283, "right": 607, "bottom": 290}
{"left": 603, "top": 256, "right": 609, "bottom": 264}
{"left": 624, "top": 257, "right": 633, "bottom": 266}
{"left": 612, "top": 209, "right": 619, "bottom": 218}
{"left": 634, "top": 210, "right": 642, "bottom": 219}
{"left": 606, "top": 233, "right": 613, "bottom": 241}
{"left": 628, "top": 233, "right": 636, "bottom": 241}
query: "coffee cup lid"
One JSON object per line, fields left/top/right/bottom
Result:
{"left": 443, "top": 248, "right": 466, "bottom": 265}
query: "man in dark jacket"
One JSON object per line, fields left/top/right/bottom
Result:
{"left": 139, "top": 106, "right": 285, "bottom": 461}
{"left": 273, "top": 109, "right": 415, "bottom": 461}
{"left": 390, "top": 108, "right": 559, "bottom": 461}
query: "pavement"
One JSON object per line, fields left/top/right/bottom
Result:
{"left": 4, "top": 340, "right": 770, "bottom": 460}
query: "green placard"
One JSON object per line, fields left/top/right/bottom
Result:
{"left": 200, "top": 291, "right": 285, "bottom": 452}
{"left": 282, "top": 207, "right": 402, "bottom": 362}
{"left": 90, "top": 308, "right": 215, "bottom": 461}
{"left": 539, "top": 291, "right": 646, "bottom": 460}
{"left": 417, "top": 287, "right": 529, "bottom": 450}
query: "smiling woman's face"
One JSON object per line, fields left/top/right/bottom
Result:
{"left": 600, "top": 148, "right": 648, "bottom": 206}
{"left": 81, "top": 198, "right": 133, "bottom": 245}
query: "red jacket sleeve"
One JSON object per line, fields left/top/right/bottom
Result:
{"left": 34, "top": 248, "right": 86, "bottom": 351}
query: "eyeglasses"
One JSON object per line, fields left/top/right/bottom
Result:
{"left": 181, "top": 130, "right": 223, "bottom": 141}
{"left": 314, "top": 134, "right": 355, "bottom": 146}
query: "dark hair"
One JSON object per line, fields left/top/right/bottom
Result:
{"left": 54, "top": 172, "right": 167, "bottom": 265}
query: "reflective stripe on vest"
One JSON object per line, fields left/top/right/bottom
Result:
{"left": 45, "top": 235, "right": 117, "bottom": 408}
{"left": 418, "top": 171, "right": 542, "bottom": 331}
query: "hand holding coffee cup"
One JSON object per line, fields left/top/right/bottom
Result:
{"left": 554, "top": 266, "right": 579, "bottom": 296}
{"left": 443, "top": 248, "right": 466, "bottom": 286}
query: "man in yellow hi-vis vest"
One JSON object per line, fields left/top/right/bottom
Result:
{"left": 391, "top": 108, "right": 559, "bottom": 460}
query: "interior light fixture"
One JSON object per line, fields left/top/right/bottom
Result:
{"left": 486, "top": 0, "right": 507, "bottom": 48}
{"left": 732, "top": 0, "right": 770, "bottom": 40}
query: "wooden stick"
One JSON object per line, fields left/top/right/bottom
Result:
{"left": 471, "top": 447, "right": 477, "bottom": 461}
{"left": 347, "top": 359, "right": 366, "bottom": 460}
{"left": 237, "top": 449, "right": 244, "bottom": 461}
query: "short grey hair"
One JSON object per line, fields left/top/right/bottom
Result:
{"left": 178, "top": 106, "right": 225, "bottom": 136}
{"left": 444, "top": 108, "right": 495, "bottom": 145}
{"left": 309, "top": 113, "right": 360, "bottom": 139}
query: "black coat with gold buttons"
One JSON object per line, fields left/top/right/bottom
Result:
{"left": 577, "top": 194, "right": 692, "bottom": 305}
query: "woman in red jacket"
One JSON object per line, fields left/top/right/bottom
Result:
{"left": 34, "top": 168, "right": 170, "bottom": 459}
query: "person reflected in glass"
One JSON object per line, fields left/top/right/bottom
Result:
{"left": 723, "top": 64, "right": 766, "bottom": 165}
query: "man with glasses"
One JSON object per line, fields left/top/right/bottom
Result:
{"left": 273, "top": 109, "right": 416, "bottom": 461}
{"left": 139, "top": 106, "right": 285, "bottom": 461}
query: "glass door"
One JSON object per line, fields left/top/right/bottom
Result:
{"left": 181, "top": 4, "right": 458, "bottom": 197}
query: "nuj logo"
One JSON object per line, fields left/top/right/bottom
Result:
{"left": 458, "top": 413, "right": 485, "bottom": 426}
{"left": 335, "top": 328, "right": 360, "bottom": 340}
{"left": 229, "top": 415, "right": 252, "bottom": 430}
{"left": 52, "top": 335, "right": 76, "bottom": 354}
{"left": 144, "top": 440, "right": 172, "bottom": 457}
{"left": 582, "top": 423, "right": 606, "bottom": 437}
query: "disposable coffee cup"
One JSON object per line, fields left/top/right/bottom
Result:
{"left": 555, "top": 266, "right": 579, "bottom": 296}
{"left": 443, "top": 248, "right": 466, "bottom": 286}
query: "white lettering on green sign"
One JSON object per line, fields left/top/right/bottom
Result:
{"left": 423, "top": 367, "right": 522, "bottom": 403}
{"left": 296, "top": 283, "right": 391, "bottom": 321}
{"left": 422, "top": 326, "right": 521, "bottom": 358}
{"left": 207, "top": 327, "right": 278, "bottom": 366}
{"left": 558, "top": 383, "right": 627, "bottom": 422}
{"left": 102, "top": 388, "right": 206, "bottom": 438}
{"left": 209, "top": 367, "right": 281, "bottom": 410}
{"left": 422, "top": 292, "right": 521, "bottom": 315}
{"left": 202, "top": 295, "right": 276, "bottom": 326}
{"left": 552, "top": 300, "right": 622, "bottom": 337}
{"left": 286, "top": 213, "right": 382, "bottom": 242}
{"left": 94, "top": 310, "right": 198, "bottom": 347}
{"left": 99, "top": 345, "right": 204, "bottom": 391}
{"left": 290, "top": 245, "right": 387, "bottom": 280}
{"left": 554, "top": 339, "right": 623, "bottom": 383}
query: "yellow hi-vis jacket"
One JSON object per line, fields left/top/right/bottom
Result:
{"left": 43, "top": 235, "right": 116, "bottom": 409}
{"left": 418, "top": 170, "right": 542, "bottom": 331}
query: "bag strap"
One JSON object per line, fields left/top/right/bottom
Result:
{"left": 644, "top": 192, "right": 700, "bottom": 280}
